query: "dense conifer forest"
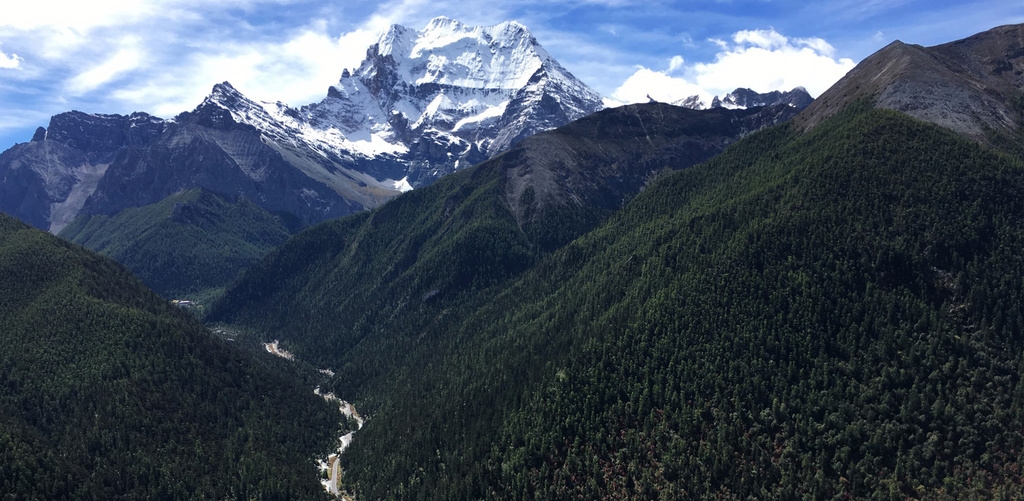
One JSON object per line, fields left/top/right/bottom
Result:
{"left": 213, "top": 100, "right": 1024, "bottom": 498}
{"left": 0, "top": 214, "right": 339, "bottom": 499}
{"left": 59, "top": 188, "right": 296, "bottom": 302}
{"left": 4, "top": 15, "right": 1024, "bottom": 501}
{"left": 7, "top": 68, "right": 1024, "bottom": 501}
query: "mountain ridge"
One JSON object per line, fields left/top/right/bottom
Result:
{"left": 673, "top": 87, "right": 813, "bottom": 111}
{"left": 207, "top": 101, "right": 803, "bottom": 374}
{"left": 60, "top": 188, "right": 295, "bottom": 301}
{"left": 796, "top": 23, "right": 1024, "bottom": 143}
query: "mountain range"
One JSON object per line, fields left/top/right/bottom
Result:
{"left": 207, "top": 101, "right": 804, "bottom": 369}
{"left": 0, "top": 17, "right": 812, "bottom": 301}
{"left": 0, "top": 17, "right": 814, "bottom": 237}
{"left": 673, "top": 86, "right": 814, "bottom": 111}
{"left": 0, "top": 17, "right": 608, "bottom": 235}
{"left": 4, "top": 14, "right": 1024, "bottom": 501}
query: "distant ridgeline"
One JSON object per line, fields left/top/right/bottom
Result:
{"left": 213, "top": 24, "right": 1024, "bottom": 499}
{"left": 0, "top": 17, "right": 812, "bottom": 305}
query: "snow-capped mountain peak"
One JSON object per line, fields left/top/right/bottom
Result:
{"left": 294, "top": 17, "right": 603, "bottom": 183}
{"left": 182, "top": 17, "right": 603, "bottom": 197}
{"left": 367, "top": 16, "right": 547, "bottom": 91}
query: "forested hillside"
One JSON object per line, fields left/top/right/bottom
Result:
{"left": 329, "top": 102, "right": 1024, "bottom": 498}
{"left": 207, "top": 103, "right": 794, "bottom": 387}
{"left": 0, "top": 213, "right": 338, "bottom": 499}
{"left": 60, "top": 188, "right": 296, "bottom": 302}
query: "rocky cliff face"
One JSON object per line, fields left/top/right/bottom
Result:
{"left": 795, "top": 23, "right": 1024, "bottom": 142}
{"left": 0, "top": 112, "right": 168, "bottom": 232}
{"left": 79, "top": 100, "right": 395, "bottom": 225}
{"left": 45, "top": 112, "right": 167, "bottom": 160}
{"left": 500, "top": 102, "right": 806, "bottom": 229}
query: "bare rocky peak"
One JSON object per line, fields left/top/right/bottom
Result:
{"left": 796, "top": 23, "right": 1024, "bottom": 142}
{"left": 46, "top": 111, "right": 167, "bottom": 161}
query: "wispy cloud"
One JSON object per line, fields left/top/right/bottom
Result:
{"left": 0, "top": 44, "right": 21, "bottom": 69}
{"left": 109, "top": 22, "right": 385, "bottom": 117}
{"left": 66, "top": 46, "right": 142, "bottom": 96}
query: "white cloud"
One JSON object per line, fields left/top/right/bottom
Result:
{"left": 733, "top": 29, "right": 788, "bottom": 50}
{"left": 103, "top": 18, "right": 384, "bottom": 117}
{"left": 0, "top": 0, "right": 279, "bottom": 33}
{"left": 611, "top": 67, "right": 713, "bottom": 105}
{"left": 667, "top": 55, "right": 684, "bottom": 73}
{"left": 611, "top": 28, "right": 856, "bottom": 105}
{"left": 0, "top": 44, "right": 21, "bottom": 69}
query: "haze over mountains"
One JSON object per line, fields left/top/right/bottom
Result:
{"left": 4, "top": 14, "right": 1024, "bottom": 501}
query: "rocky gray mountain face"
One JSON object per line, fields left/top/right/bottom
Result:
{"left": 78, "top": 95, "right": 383, "bottom": 228}
{"left": 0, "top": 112, "right": 166, "bottom": 232}
{"left": 500, "top": 102, "right": 807, "bottom": 232}
{"left": 0, "top": 17, "right": 605, "bottom": 232}
{"left": 796, "top": 23, "right": 1024, "bottom": 143}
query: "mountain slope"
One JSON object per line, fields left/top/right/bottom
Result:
{"left": 78, "top": 98, "right": 390, "bottom": 225}
{"left": 341, "top": 102, "right": 1024, "bottom": 499}
{"left": 0, "top": 112, "right": 165, "bottom": 233}
{"left": 59, "top": 188, "right": 295, "bottom": 301}
{"left": 207, "top": 102, "right": 800, "bottom": 383}
{"left": 0, "top": 213, "right": 339, "bottom": 499}
{"left": 796, "top": 23, "right": 1024, "bottom": 144}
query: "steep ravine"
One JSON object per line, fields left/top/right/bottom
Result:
{"left": 263, "top": 341, "right": 363, "bottom": 499}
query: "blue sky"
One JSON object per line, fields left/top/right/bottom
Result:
{"left": 0, "top": 0, "right": 1020, "bottom": 150}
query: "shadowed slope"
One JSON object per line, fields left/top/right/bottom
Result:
{"left": 0, "top": 214, "right": 338, "bottom": 499}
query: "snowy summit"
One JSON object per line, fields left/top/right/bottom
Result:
{"left": 209, "top": 16, "right": 605, "bottom": 186}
